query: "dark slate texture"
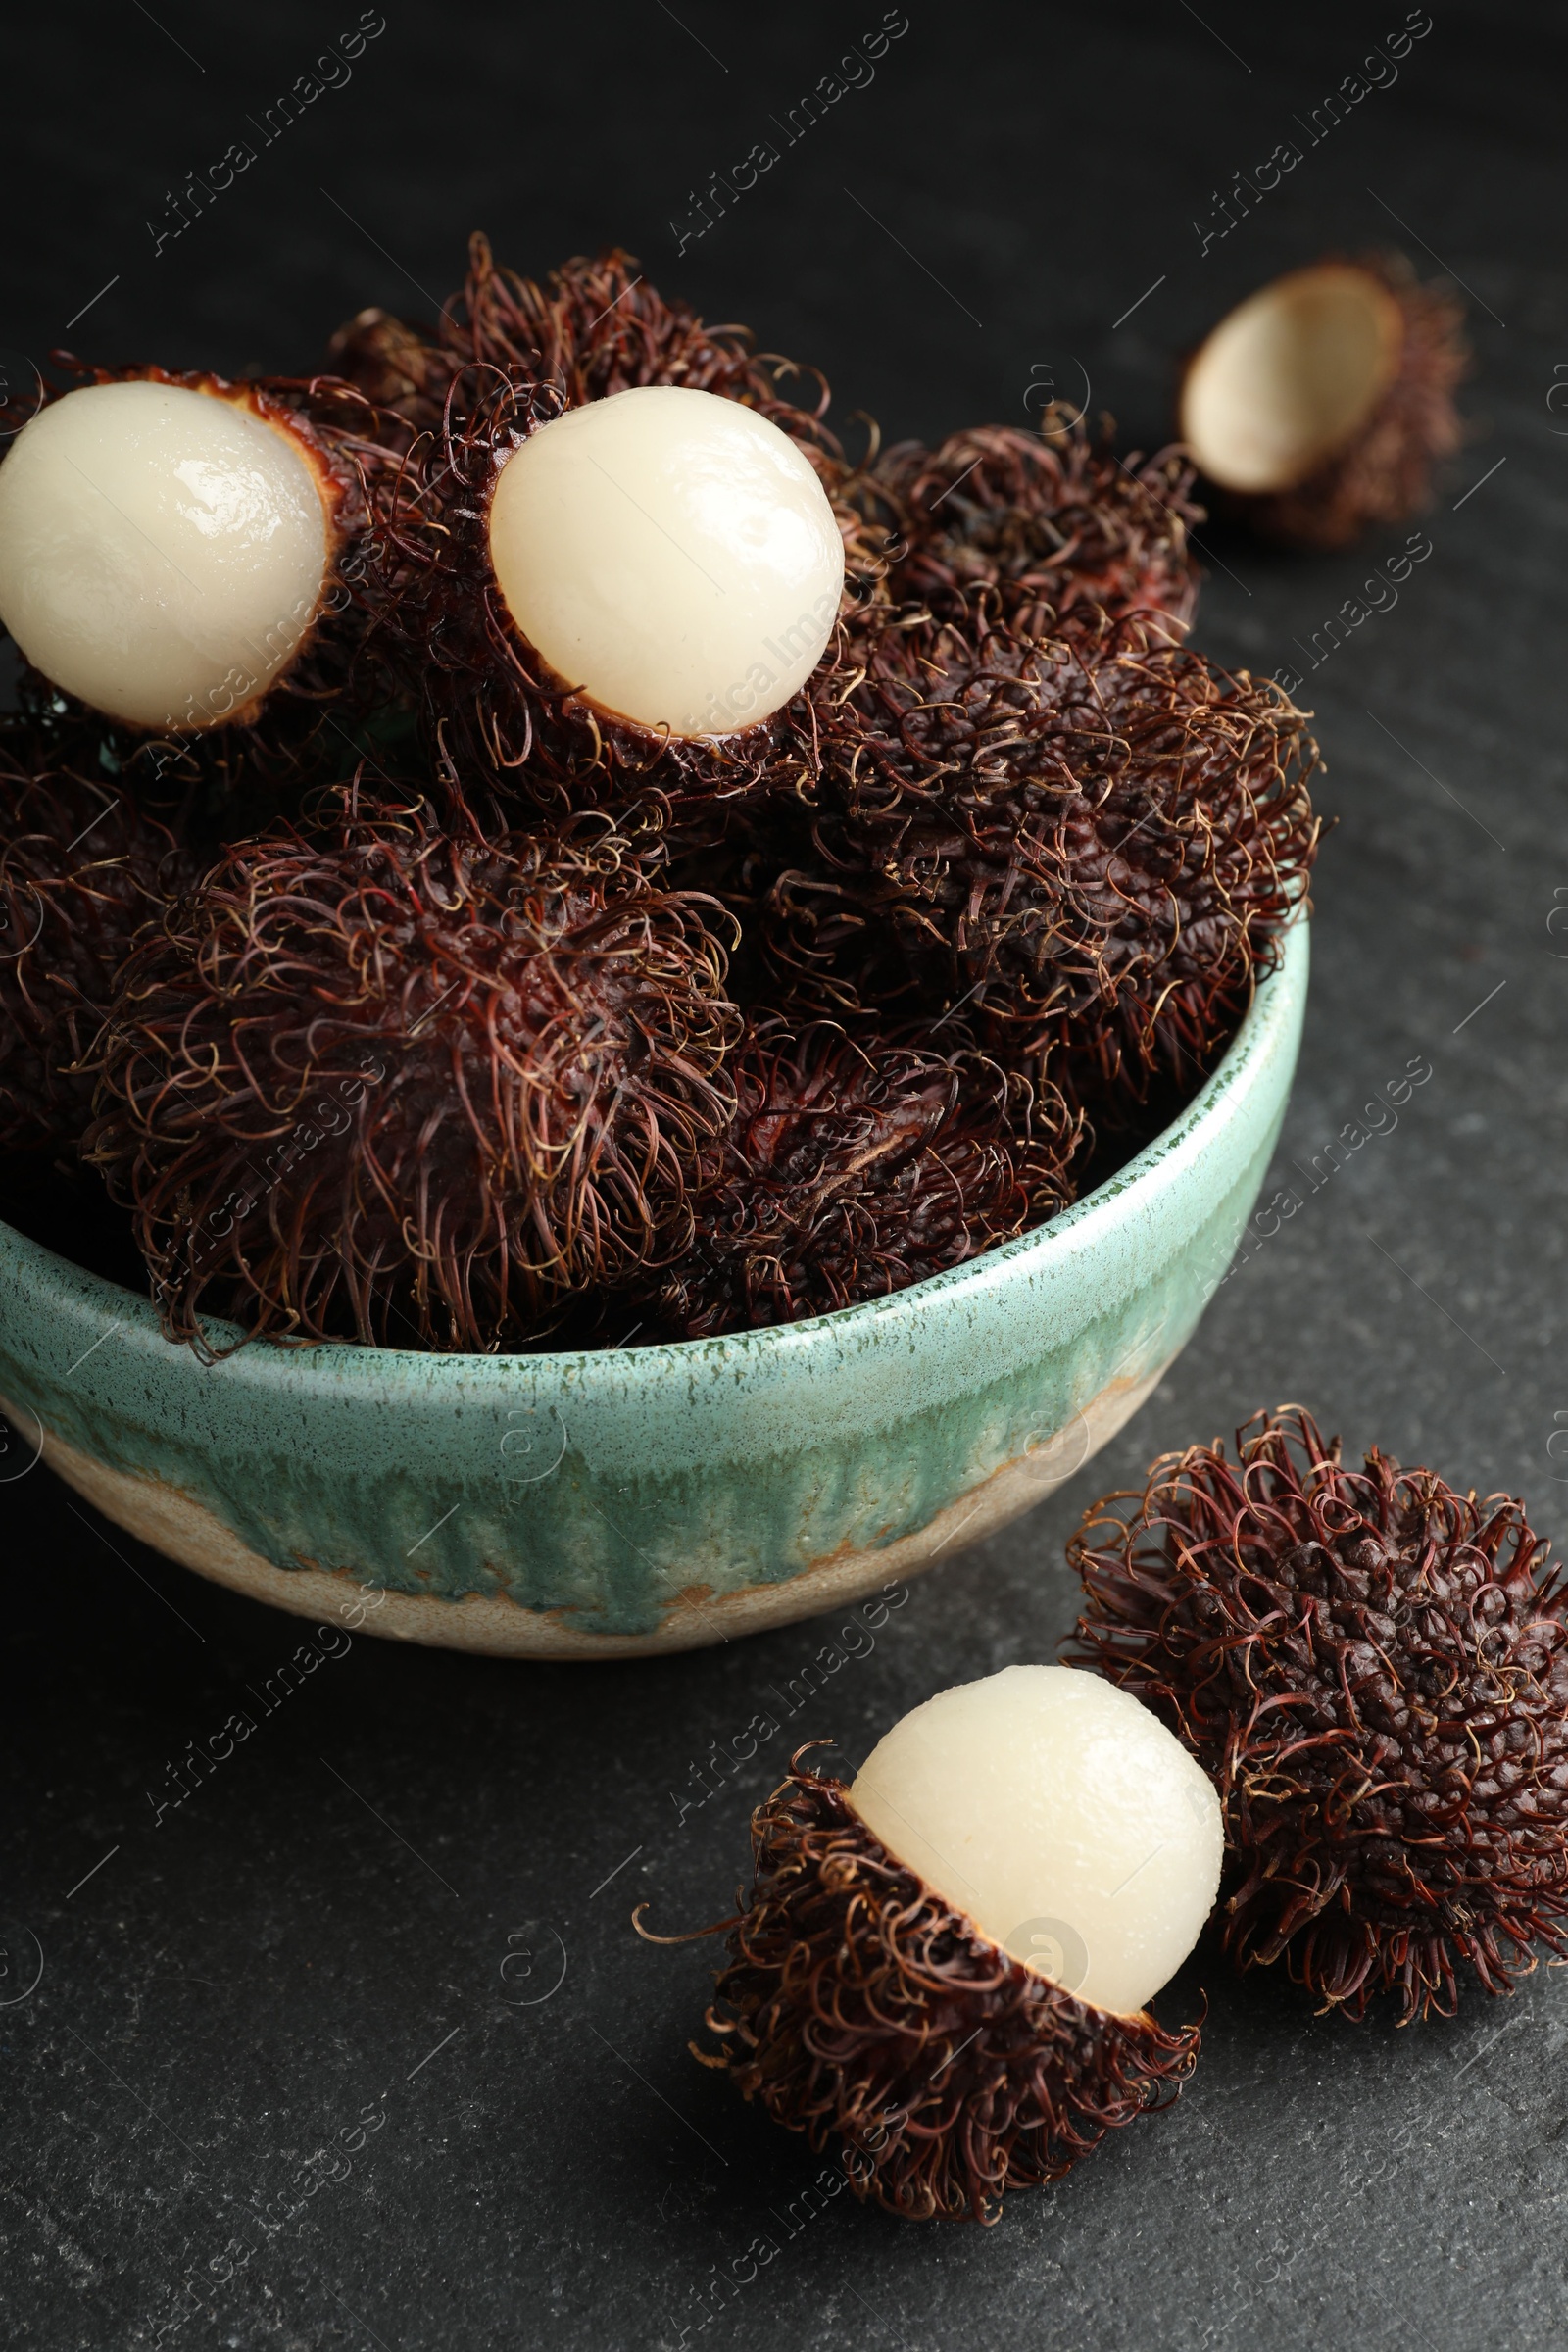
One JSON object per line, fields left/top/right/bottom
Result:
{"left": 4, "top": 1, "right": 1568, "bottom": 2344}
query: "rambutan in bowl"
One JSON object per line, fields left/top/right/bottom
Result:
{"left": 0, "top": 925, "right": 1307, "bottom": 1658}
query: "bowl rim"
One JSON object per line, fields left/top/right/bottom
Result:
{"left": 0, "top": 919, "right": 1308, "bottom": 1394}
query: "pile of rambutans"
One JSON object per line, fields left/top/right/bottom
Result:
{"left": 0, "top": 234, "right": 1321, "bottom": 1357}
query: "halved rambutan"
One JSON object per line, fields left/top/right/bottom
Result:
{"left": 760, "top": 605, "right": 1320, "bottom": 1100}
{"left": 640, "top": 1017, "right": 1081, "bottom": 1336}
{"left": 85, "top": 791, "right": 740, "bottom": 1355}
{"left": 0, "top": 358, "right": 411, "bottom": 756}
{"left": 880, "top": 416, "right": 1201, "bottom": 645}
{"left": 351, "top": 239, "right": 940, "bottom": 822}
{"left": 1180, "top": 255, "right": 1468, "bottom": 550}
{"left": 667, "top": 1665, "right": 1217, "bottom": 2221}
{"left": 0, "top": 719, "right": 189, "bottom": 1156}
{"left": 1065, "top": 1408, "right": 1568, "bottom": 2023}
{"left": 366, "top": 368, "right": 838, "bottom": 823}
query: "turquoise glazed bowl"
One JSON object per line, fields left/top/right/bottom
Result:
{"left": 0, "top": 925, "right": 1307, "bottom": 1658}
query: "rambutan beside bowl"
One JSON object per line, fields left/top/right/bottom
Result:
{"left": 0, "top": 925, "right": 1307, "bottom": 1658}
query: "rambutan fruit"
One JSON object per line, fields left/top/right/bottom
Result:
{"left": 0, "top": 722, "right": 188, "bottom": 1156}
{"left": 371, "top": 365, "right": 843, "bottom": 820}
{"left": 0, "top": 360, "right": 410, "bottom": 749}
{"left": 640, "top": 1018, "right": 1081, "bottom": 1337}
{"left": 1179, "top": 255, "right": 1467, "bottom": 550}
{"left": 1065, "top": 1407, "right": 1568, "bottom": 2024}
{"left": 354, "top": 237, "right": 938, "bottom": 821}
{"left": 760, "top": 606, "right": 1320, "bottom": 1101}
{"left": 657, "top": 1666, "right": 1217, "bottom": 2221}
{"left": 85, "top": 792, "right": 740, "bottom": 1356}
{"left": 880, "top": 416, "right": 1201, "bottom": 645}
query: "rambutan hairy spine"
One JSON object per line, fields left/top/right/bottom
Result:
{"left": 86, "top": 790, "right": 741, "bottom": 1357}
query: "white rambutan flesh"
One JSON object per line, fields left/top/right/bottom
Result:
{"left": 851, "top": 1663, "right": 1222, "bottom": 2016}
{"left": 486, "top": 383, "right": 844, "bottom": 740}
{"left": 1180, "top": 262, "right": 1403, "bottom": 494}
{"left": 0, "top": 380, "right": 331, "bottom": 731}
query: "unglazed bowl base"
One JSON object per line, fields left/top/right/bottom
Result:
{"left": 14, "top": 1354, "right": 1170, "bottom": 1658}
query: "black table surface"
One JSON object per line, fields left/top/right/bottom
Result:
{"left": 5, "top": 3, "right": 1567, "bottom": 2345}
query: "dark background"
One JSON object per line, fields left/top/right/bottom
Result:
{"left": 5, "top": 2, "right": 1568, "bottom": 2345}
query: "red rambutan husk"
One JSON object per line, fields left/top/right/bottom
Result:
{"left": 640, "top": 1016, "right": 1081, "bottom": 1336}
{"left": 1065, "top": 1407, "right": 1568, "bottom": 2023}
{"left": 881, "top": 415, "right": 1201, "bottom": 646}
{"left": 333, "top": 236, "right": 902, "bottom": 591}
{"left": 85, "top": 790, "right": 740, "bottom": 1356}
{"left": 688, "top": 1758, "right": 1201, "bottom": 2222}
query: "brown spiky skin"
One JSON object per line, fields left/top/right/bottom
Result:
{"left": 0, "top": 358, "right": 415, "bottom": 762}
{"left": 325, "top": 307, "right": 457, "bottom": 434}
{"left": 699, "top": 1761, "right": 1201, "bottom": 2222}
{"left": 1, "top": 669, "right": 425, "bottom": 865}
{"left": 1065, "top": 1407, "right": 1568, "bottom": 2024}
{"left": 760, "top": 607, "right": 1320, "bottom": 1102}
{"left": 881, "top": 417, "right": 1201, "bottom": 645}
{"left": 86, "top": 797, "right": 740, "bottom": 1357}
{"left": 0, "top": 732, "right": 189, "bottom": 1154}
{"left": 1207, "top": 257, "right": 1469, "bottom": 551}
{"left": 642, "top": 1018, "right": 1082, "bottom": 1336}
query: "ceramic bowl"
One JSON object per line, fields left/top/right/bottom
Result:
{"left": 0, "top": 924, "right": 1307, "bottom": 1658}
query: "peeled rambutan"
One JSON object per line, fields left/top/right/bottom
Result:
{"left": 85, "top": 792, "right": 740, "bottom": 1355}
{"left": 880, "top": 416, "right": 1201, "bottom": 645}
{"left": 640, "top": 1017, "right": 1081, "bottom": 1336}
{"left": 0, "top": 358, "right": 411, "bottom": 752}
{"left": 761, "top": 605, "right": 1320, "bottom": 1099}
{"left": 658, "top": 1667, "right": 1217, "bottom": 2221}
{"left": 1065, "top": 1407, "right": 1568, "bottom": 2023}
{"left": 355, "top": 238, "right": 945, "bottom": 821}
{"left": 0, "top": 722, "right": 188, "bottom": 1155}
{"left": 369, "top": 367, "right": 841, "bottom": 822}
{"left": 1179, "top": 255, "right": 1468, "bottom": 551}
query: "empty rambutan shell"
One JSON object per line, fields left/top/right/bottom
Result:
{"left": 880, "top": 416, "right": 1201, "bottom": 645}
{"left": 664, "top": 1666, "right": 1218, "bottom": 2221}
{"left": 760, "top": 604, "right": 1320, "bottom": 1101}
{"left": 1179, "top": 255, "right": 1467, "bottom": 550}
{"left": 0, "top": 361, "right": 408, "bottom": 742}
{"left": 1065, "top": 1407, "right": 1568, "bottom": 2023}
{"left": 640, "top": 1017, "right": 1082, "bottom": 1336}
{"left": 0, "top": 721, "right": 190, "bottom": 1155}
{"left": 85, "top": 792, "right": 740, "bottom": 1355}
